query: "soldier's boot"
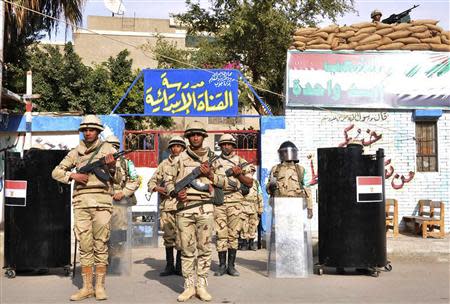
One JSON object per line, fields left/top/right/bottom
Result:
{"left": 248, "top": 238, "right": 257, "bottom": 251}
{"left": 160, "top": 246, "right": 175, "bottom": 276}
{"left": 174, "top": 250, "right": 182, "bottom": 276}
{"left": 214, "top": 251, "right": 227, "bottom": 276}
{"left": 94, "top": 265, "right": 108, "bottom": 301}
{"left": 227, "top": 249, "right": 240, "bottom": 277}
{"left": 240, "top": 239, "right": 248, "bottom": 251}
{"left": 196, "top": 277, "right": 212, "bottom": 302}
{"left": 70, "top": 266, "right": 94, "bottom": 301}
{"left": 177, "top": 276, "right": 196, "bottom": 302}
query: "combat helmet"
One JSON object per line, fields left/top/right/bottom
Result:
{"left": 371, "top": 9, "right": 382, "bottom": 18}
{"left": 184, "top": 120, "right": 208, "bottom": 138}
{"left": 278, "top": 141, "right": 298, "bottom": 162}
{"left": 106, "top": 135, "right": 120, "bottom": 148}
{"left": 168, "top": 135, "right": 186, "bottom": 149}
{"left": 218, "top": 134, "right": 237, "bottom": 147}
{"left": 79, "top": 115, "right": 104, "bottom": 132}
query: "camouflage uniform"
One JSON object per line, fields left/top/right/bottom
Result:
{"left": 240, "top": 179, "right": 263, "bottom": 249}
{"left": 165, "top": 142, "right": 224, "bottom": 302}
{"left": 266, "top": 161, "right": 312, "bottom": 208}
{"left": 52, "top": 115, "right": 118, "bottom": 301}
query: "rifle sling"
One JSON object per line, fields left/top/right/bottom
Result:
{"left": 86, "top": 141, "right": 105, "bottom": 166}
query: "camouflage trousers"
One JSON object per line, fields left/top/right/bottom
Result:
{"left": 74, "top": 207, "right": 112, "bottom": 267}
{"left": 214, "top": 202, "right": 242, "bottom": 251}
{"left": 240, "top": 212, "right": 259, "bottom": 240}
{"left": 176, "top": 211, "right": 213, "bottom": 280}
{"left": 160, "top": 210, "right": 179, "bottom": 249}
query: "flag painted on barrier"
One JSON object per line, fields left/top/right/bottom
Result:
{"left": 5, "top": 180, "right": 27, "bottom": 207}
{"left": 356, "top": 176, "right": 383, "bottom": 203}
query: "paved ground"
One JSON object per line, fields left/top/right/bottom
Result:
{"left": 1, "top": 237, "right": 449, "bottom": 304}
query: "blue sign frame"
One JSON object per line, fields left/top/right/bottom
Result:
{"left": 143, "top": 69, "right": 239, "bottom": 117}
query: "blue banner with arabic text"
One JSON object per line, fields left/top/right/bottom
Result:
{"left": 144, "top": 69, "right": 239, "bottom": 116}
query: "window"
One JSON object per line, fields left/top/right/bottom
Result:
{"left": 125, "top": 133, "right": 155, "bottom": 151}
{"left": 415, "top": 121, "right": 438, "bottom": 172}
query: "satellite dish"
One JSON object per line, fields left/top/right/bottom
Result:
{"left": 104, "top": 0, "right": 125, "bottom": 15}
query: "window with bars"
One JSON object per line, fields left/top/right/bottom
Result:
{"left": 125, "top": 133, "right": 155, "bottom": 151}
{"left": 415, "top": 121, "right": 438, "bottom": 172}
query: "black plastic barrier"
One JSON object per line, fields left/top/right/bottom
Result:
{"left": 4, "top": 150, "right": 71, "bottom": 278}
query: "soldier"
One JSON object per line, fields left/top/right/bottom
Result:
{"left": 371, "top": 9, "right": 382, "bottom": 22}
{"left": 165, "top": 121, "right": 224, "bottom": 302}
{"left": 212, "top": 134, "right": 254, "bottom": 277}
{"left": 106, "top": 135, "right": 140, "bottom": 274}
{"left": 240, "top": 164, "right": 263, "bottom": 251}
{"left": 266, "top": 141, "right": 313, "bottom": 219}
{"left": 147, "top": 135, "right": 186, "bottom": 276}
{"left": 52, "top": 115, "right": 117, "bottom": 301}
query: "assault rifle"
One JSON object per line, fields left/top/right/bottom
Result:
{"left": 171, "top": 154, "right": 221, "bottom": 196}
{"left": 382, "top": 4, "right": 419, "bottom": 24}
{"left": 78, "top": 150, "right": 132, "bottom": 182}
{"left": 224, "top": 160, "right": 256, "bottom": 196}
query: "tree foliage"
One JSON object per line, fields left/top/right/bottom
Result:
{"left": 173, "top": 0, "right": 355, "bottom": 114}
{"left": 6, "top": 43, "right": 172, "bottom": 129}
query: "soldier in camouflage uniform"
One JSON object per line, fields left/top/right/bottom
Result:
{"left": 106, "top": 135, "right": 140, "bottom": 274}
{"left": 240, "top": 164, "right": 263, "bottom": 251}
{"left": 148, "top": 135, "right": 186, "bottom": 276}
{"left": 266, "top": 141, "right": 313, "bottom": 219}
{"left": 212, "top": 134, "right": 254, "bottom": 277}
{"left": 165, "top": 121, "right": 224, "bottom": 302}
{"left": 52, "top": 115, "right": 118, "bottom": 301}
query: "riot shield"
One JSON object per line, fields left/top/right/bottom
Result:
{"left": 108, "top": 201, "right": 132, "bottom": 275}
{"left": 268, "top": 197, "right": 313, "bottom": 278}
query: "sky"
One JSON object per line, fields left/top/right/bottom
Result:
{"left": 44, "top": 0, "right": 450, "bottom": 42}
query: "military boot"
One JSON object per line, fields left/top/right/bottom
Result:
{"left": 70, "top": 266, "right": 94, "bottom": 301}
{"left": 248, "top": 238, "right": 257, "bottom": 251}
{"left": 214, "top": 251, "right": 227, "bottom": 276}
{"left": 177, "top": 276, "right": 196, "bottom": 302}
{"left": 227, "top": 249, "right": 240, "bottom": 276}
{"left": 160, "top": 246, "right": 175, "bottom": 276}
{"left": 94, "top": 264, "right": 108, "bottom": 300}
{"left": 240, "top": 239, "right": 248, "bottom": 251}
{"left": 196, "top": 276, "right": 212, "bottom": 302}
{"left": 175, "top": 250, "right": 182, "bottom": 276}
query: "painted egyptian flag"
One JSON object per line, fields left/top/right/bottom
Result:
{"left": 356, "top": 176, "right": 383, "bottom": 203}
{"left": 5, "top": 180, "right": 27, "bottom": 207}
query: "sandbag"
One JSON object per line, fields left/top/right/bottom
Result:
{"left": 336, "top": 31, "right": 355, "bottom": 39}
{"left": 332, "top": 44, "right": 352, "bottom": 50}
{"left": 394, "top": 37, "right": 421, "bottom": 44}
{"left": 377, "top": 42, "right": 405, "bottom": 50}
{"left": 355, "top": 43, "right": 379, "bottom": 51}
{"left": 443, "top": 31, "right": 450, "bottom": 40}
{"left": 376, "top": 22, "right": 392, "bottom": 29}
{"left": 412, "top": 31, "right": 432, "bottom": 39}
{"left": 359, "top": 34, "right": 382, "bottom": 45}
{"left": 375, "top": 28, "right": 394, "bottom": 36}
{"left": 339, "top": 26, "right": 356, "bottom": 32}
{"left": 409, "top": 25, "right": 428, "bottom": 33}
{"left": 348, "top": 33, "right": 370, "bottom": 42}
{"left": 312, "top": 32, "right": 329, "bottom": 39}
{"left": 430, "top": 43, "right": 450, "bottom": 52}
{"left": 441, "top": 35, "right": 450, "bottom": 45}
{"left": 319, "top": 25, "right": 339, "bottom": 33}
{"left": 426, "top": 24, "right": 443, "bottom": 33}
{"left": 293, "top": 36, "right": 313, "bottom": 43}
{"left": 355, "top": 27, "right": 377, "bottom": 35}
{"left": 293, "top": 41, "right": 306, "bottom": 47}
{"left": 379, "top": 37, "right": 393, "bottom": 45}
{"left": 421, "top": 36, "right": 442, "bottom": 44}
{"left": 386, "top": 30, "right": 411, "bottom": 39}
{"left": 306, "top": 44, "right": 331, "bottom": 49}
{"left": 331, "top": 38, "right": 340, "bottom": 49}
{"left": 411, "top": 19, "right": 439, "bottom": 26}
{"left": 401, "top": 43, "right": 431, "bottom": 50}
{"left": 393, "top": 23, "right": 411, "bottom": 31}
{"left": 307, "top": 37, "right": 327, "bottom": 45}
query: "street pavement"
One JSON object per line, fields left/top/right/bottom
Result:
{"left": 1, "top": 232, "right": 449, "bottom": 304}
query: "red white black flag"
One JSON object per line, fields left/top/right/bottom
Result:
{"left": 5, "top": 180, "right": 27, "bottom": 207}
{"left": 356, "top": 176, "right": 383, "bottom": 203}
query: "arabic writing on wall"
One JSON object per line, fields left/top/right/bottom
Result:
{"left": 321, "top": 112, "right": 388, "bottom": 123}
{"left": 144, "top": 70, "right": 239, "bottom": 116}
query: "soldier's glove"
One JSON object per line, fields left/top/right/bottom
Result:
{"left": 268, "top": 182, "right": 277, "bottom": 194}
{"left": 307, "top": 208, "right": 313, "bottom": 219}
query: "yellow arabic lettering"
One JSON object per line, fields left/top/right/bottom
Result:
{"left": 191, "top": 81, "right": 205, "bottom": 89}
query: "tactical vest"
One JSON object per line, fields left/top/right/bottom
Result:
{"left": 271, "top": 163, "right": 306, "bottom": 197}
